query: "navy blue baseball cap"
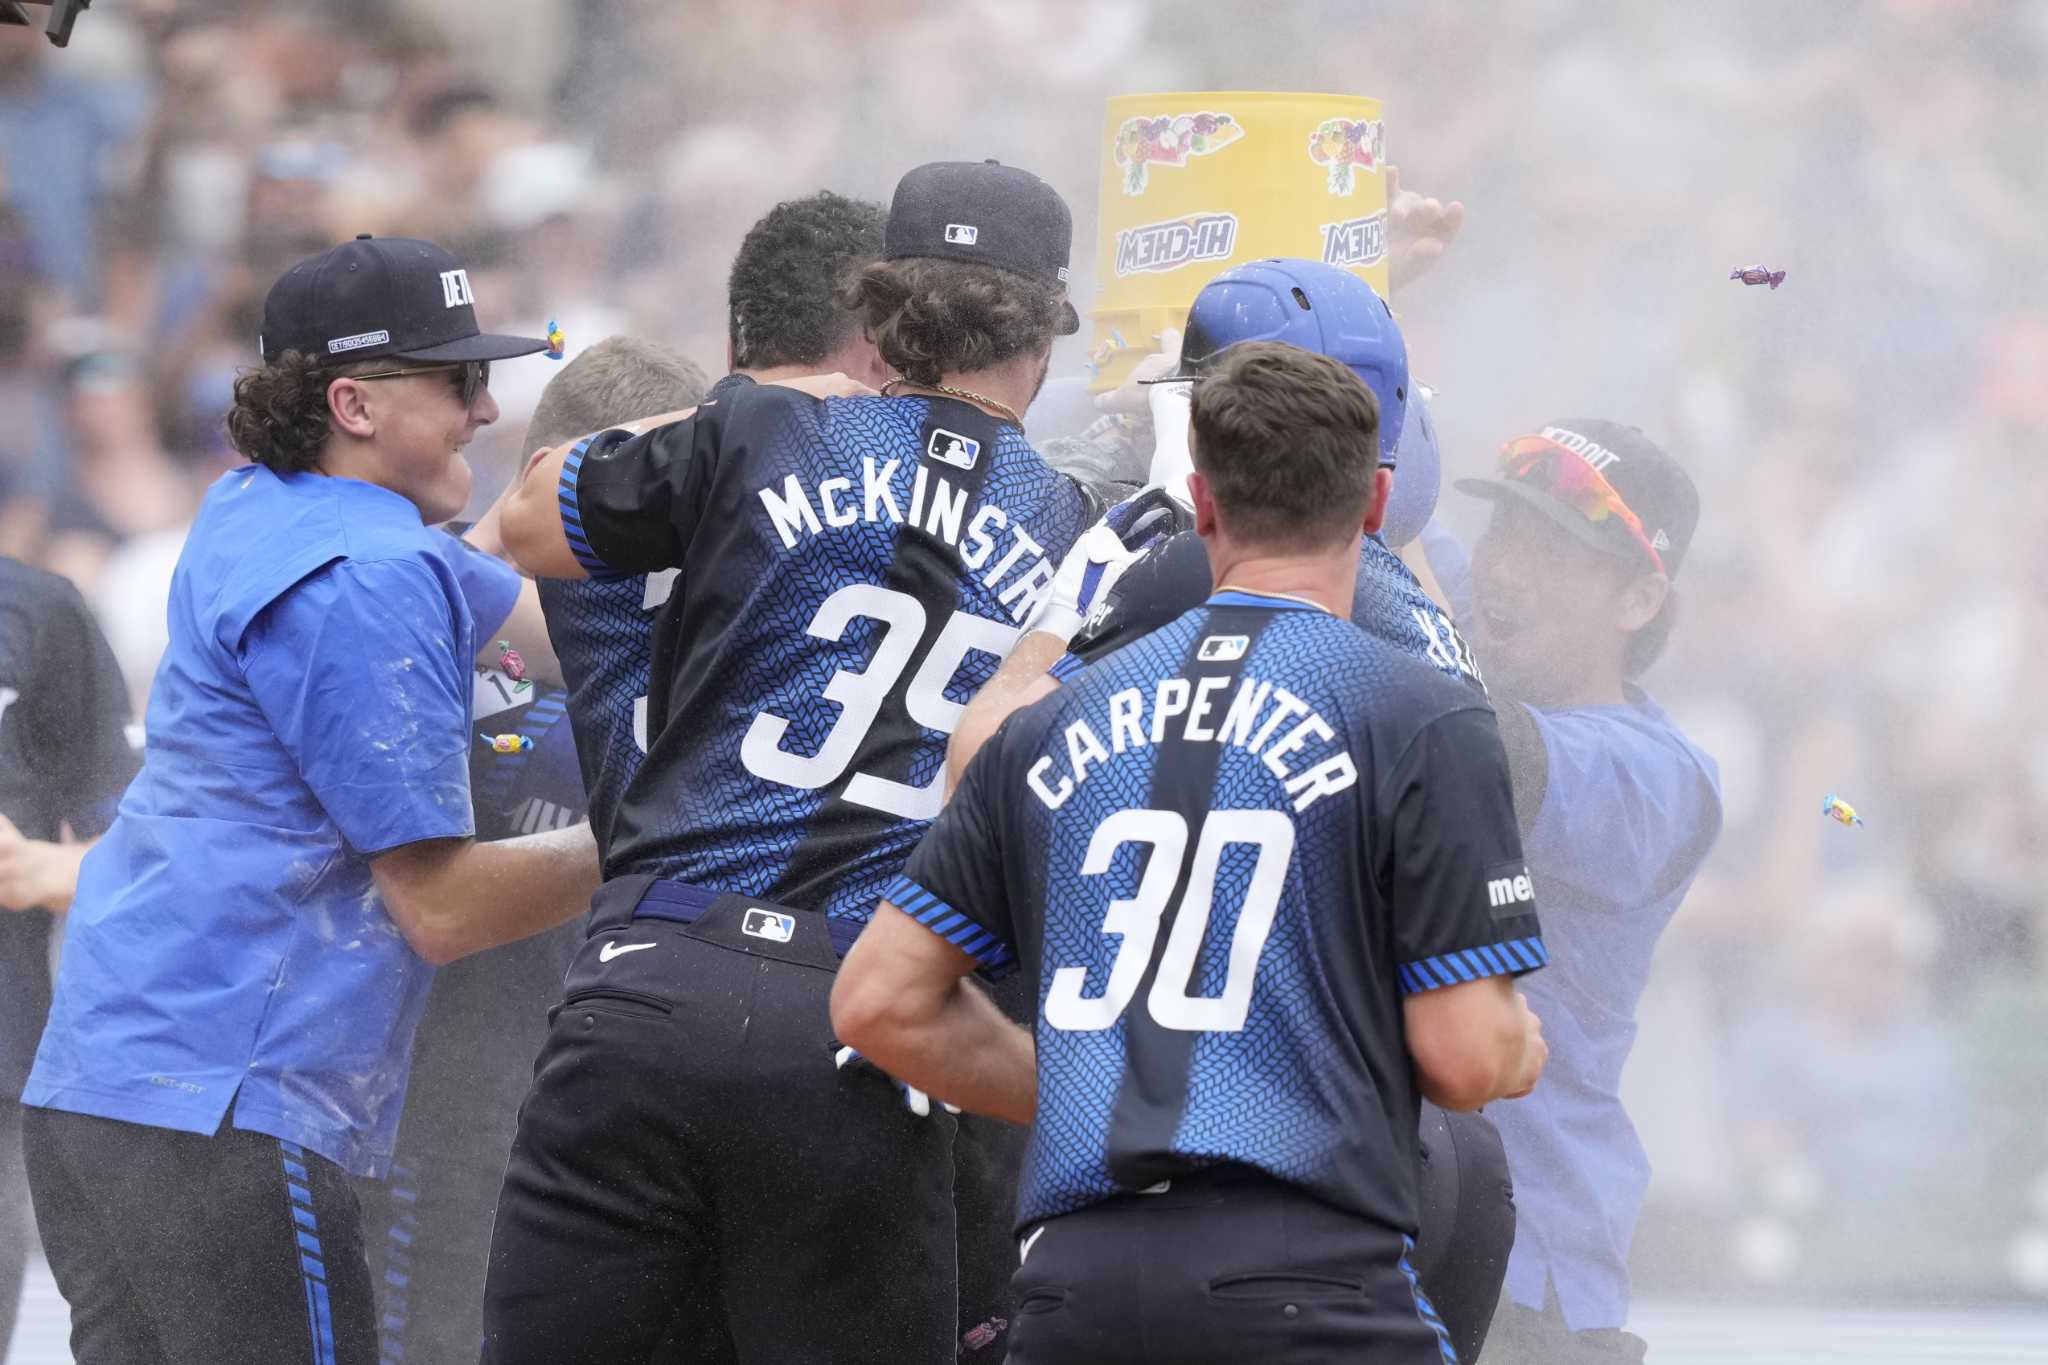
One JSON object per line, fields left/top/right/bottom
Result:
{"left": 258, "top": 234, "right": 549, "bottom": 366}
{"left": 885, "top": 160, "right": 1080, "bottom": 335}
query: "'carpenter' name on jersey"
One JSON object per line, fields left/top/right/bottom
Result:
{"left": 756, "top": 459, "right": 1057, "bottom": 623}
{"left": 1025, "top": 668, "right": 1358, "bottom": 815}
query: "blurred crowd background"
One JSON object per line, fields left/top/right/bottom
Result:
{"left": 3, "top": 0, "right": 2045, "bottom": 1317}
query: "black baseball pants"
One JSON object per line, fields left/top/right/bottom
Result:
{"left": 481, "top": 877, "right": 958, "bottom": 1364}
{"left": 1006, "top": 1165, "right": 1457, "bottom": 1365}
{"left": 22, "top": 1108, "right": 377, "bottom": 1364}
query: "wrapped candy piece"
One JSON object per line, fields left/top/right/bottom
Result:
{"left": 1083, "top": 327, "right": 1130, "bottom": 378}
{"left": 479, "top": 732, "right": 534, "bottom": 754}
{"left": 545, "top": 318, "right": 567, "bottom": 359}
{"left": 496, "top": 640, "right": 530, "bottom": 690}
{"left": 1821, "top": 792, "right": 1864, "bottom": 827}
{"left": 1730, "top": 266, "right": 1787, "bottom": 290}
{"left": 961, "top": 1318, "right": 1008, "bottom": 1352}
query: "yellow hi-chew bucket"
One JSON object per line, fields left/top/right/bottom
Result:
{"left": 1085, "top": 90, "right": 1390, "bottom": 391}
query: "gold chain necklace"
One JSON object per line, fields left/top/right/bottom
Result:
{"left": 884, "top": 379, "right": 1022, "bottom": 427}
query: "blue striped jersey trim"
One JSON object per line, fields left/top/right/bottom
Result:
{"left": 1398, "top": 1233, "right": 1460, "bottom": 1363}
{"left": 558, "top": 434, "right": 625, "bottom": 580}
{"left": 277, "top": 1141, "right": 339, "bottom": 1365}
{"left": 1047, "top": 652, "right": 1085, "bottom": 682}
{"left": 1397, "top": 935, "right": 1548, "bottom": 996}
{"left": 1206, "top": 589, "right": 1324, "bottom": 611}
{"left": 885, "top": 874, "right": 1017, "bottom": 977}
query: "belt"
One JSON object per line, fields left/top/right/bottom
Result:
{"left": 589, "top": 875, "right": 862, "bottom": 959}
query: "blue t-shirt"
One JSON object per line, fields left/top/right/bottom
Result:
{"left": 1489, "top": 689, "right": 1721, "bottom": 1329}
{"left": 24, "top": 466, "right": 517, "bottom": 1178}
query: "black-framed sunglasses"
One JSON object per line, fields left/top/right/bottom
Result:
{"left": 351, "top": 360, "right": 491, "bottom": 409}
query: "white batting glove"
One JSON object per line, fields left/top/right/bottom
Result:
{"left": 835, "top": 1044, "right": 959, "bottom": 1118}
{"left": 1144, "top": 379, "right": 1195, "bottom": 503}
{"left": 1023, "top": 523, "right": 1145, "bottom": 646}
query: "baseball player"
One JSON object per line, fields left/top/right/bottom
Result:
{"left": 484, "top": 160, "right": 1097, "bottom": 1363}
{"left": 951, "top": 259, "right": 1516, "bottom": 1361}
{"left": 833, "top": 341, "right": 1548, "bottom": 1364}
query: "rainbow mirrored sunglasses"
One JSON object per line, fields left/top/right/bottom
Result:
{"left": 1497, "top": 435, "right": 1664, "bottom": 574}
{"left": 352, "top": 359, "right": 492, "bottom": 409}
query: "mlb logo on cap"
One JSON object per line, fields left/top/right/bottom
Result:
{"left": 944, "top": 223, "right": 979, "bottom": 245}
{"left": 927, "top": 428, "right": 981, "bottom": 471}
{"left": 1197, "top": 635, "right": 1248, "bottom": 662}
{"left": 742, "top": 908, "right": 795, "bottom": 943}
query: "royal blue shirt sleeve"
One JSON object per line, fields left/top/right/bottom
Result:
{"left": 444, "top": 538, "right": 521, "bottom": 641}
{"left": 240, "top": 556, "right": 476, "bottom": 855}
{"left": 893, "top": 728, "right": 1021, "bottom": 980}
{"left": 1418, "top": 518, "right": 1473, "bottom": 621}
{"left": 1521, "top": 703, "right": 1723, "bottom": 909}
{"left": 1382, "top": 705, "right": 1548, "bottom": 995}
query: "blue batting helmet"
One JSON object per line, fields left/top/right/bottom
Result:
{"left": 1156, "top": 257, "right": 1408, "bottom": 453}
{"left": 1379, "top": 385, "right": 1440, "bottom": 548}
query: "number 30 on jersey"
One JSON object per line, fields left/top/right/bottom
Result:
{"left": 1047, "top": 808, "right": 1294, "bottom": 1035}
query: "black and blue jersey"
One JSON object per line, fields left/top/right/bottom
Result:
{"left": 561, "top": 381, "right": 1097, "bottom": 919}
{"left": 534, "top": 373, "right": 758, "bottom": 857}
{"left": 897, "top": 591, "right": 1542, "bottom": 1233}
{"left": 533, "top": 571, "right": 671, "bottom": 854}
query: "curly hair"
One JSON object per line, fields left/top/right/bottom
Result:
{"left": 837, "top": 257, "right": 1063, "bottom": 386}
{"left": 727, "top": 192, "right": 886, "bottom": 370}
{"left": 225, "top": 349, "right": 356, "bottom": 475}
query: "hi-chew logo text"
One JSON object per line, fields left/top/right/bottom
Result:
{"left": 1114, "top": 214, "right": 1238, "bottom": 277}
{"left": 1320, "top": 212, "right": 1387, "bottom": 269}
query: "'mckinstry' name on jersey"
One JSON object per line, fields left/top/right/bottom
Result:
{"left": 756, "top": 459, "right": 1058, "bottom": 623}
{"left": 1026, "top": 670, "right": 1358, "bottom": 815}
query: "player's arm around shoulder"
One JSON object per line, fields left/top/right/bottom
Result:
{"left": 500, "top": 402, "right": 713, "bottom": 580}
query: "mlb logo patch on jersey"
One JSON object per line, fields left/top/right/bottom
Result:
{"left": 927, "top": 428, "right": 981, "bottom": 471}
{"left": 742, "top": 908, "right": 796, "bottom": 943}
{"left": 1196, "top": 634, "right": 1248, "bottom": 663}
